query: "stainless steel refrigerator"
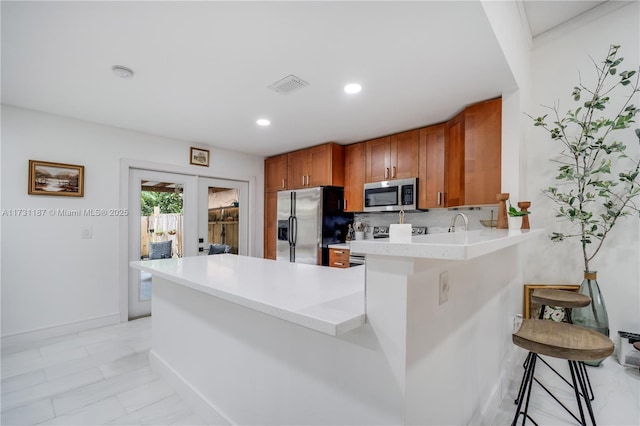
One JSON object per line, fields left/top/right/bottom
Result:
{"left": 276, "top": 186, "right": 352, "bottom": 265}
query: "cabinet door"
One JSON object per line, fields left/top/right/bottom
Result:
{"left": 390, "top": 130, "right": 419, "bottom": 179}
{"left": 445, "top": 112, "right": 465, "bottom": 207}
{"left": 464, "top": 98, "right": 502, "bottom": 205}
{"left": 287, "top": 150, "right": 308, "bottom": 190}
{"left": 307, "top": 144, "right": 331, "bottom": 187}
{"left": 365, "top": 136, "right": 391, "bottom": 182}
{"left": 264, "top": 192, "right": 278, "bottom": 259}
{"left": 264, "top": 154, "right": 288, "bottom": 192}
{"left": 418, "top": 125, "right": 445, "bottom": 209}
{"left": 344, "top": 142, "right": 365, "bottom": 212}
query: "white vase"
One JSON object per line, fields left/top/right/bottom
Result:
{"left": 508, "top": 216, "right": 522, "bottom": 230}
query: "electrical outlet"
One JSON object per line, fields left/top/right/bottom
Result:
{"left": 439, "top": 271, "right": 449, "bottom": 305}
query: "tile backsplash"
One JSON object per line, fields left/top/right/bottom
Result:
{"left": 354, "top": 205, "right": 499, "bottom": 233}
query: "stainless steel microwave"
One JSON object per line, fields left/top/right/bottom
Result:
{"left": 363, "top": 178, "right": 417, "bottom": 212}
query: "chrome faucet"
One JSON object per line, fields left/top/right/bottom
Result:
{"left": 449, "top": 212, "right": 469, "bottom": 232}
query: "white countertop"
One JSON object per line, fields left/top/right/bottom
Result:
{"left": 349, "top": 228, "right": 544, "bottom": 260}
{"left": 328, "top": 243, "right": 350, "bottom": 250}
{"left": 130, "top": 255, "right": 365, "bottom": 336}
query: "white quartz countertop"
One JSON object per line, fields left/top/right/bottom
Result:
{"left": 328, "top": 243, "right": 350, "bottom": 249}
{"left": 349, "top": 228, "right": 544, "bottom": 260}
{"left": 130, "top": 255, "right": 365, "bottom": 336}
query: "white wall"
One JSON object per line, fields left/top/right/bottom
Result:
{"left": 1, "top": 105, "right": 264, "bottom": 337}
{"left": 525, "top": 2, "right": 640, "bottom": 335}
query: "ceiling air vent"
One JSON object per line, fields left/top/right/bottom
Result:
{"left": 267, "top": 74, "right": 310, "bottom": 95}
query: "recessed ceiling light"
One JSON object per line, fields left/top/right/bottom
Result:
{"left": 112, "top": 65, "right": 134, "bottom": 79}
{"left": 344, "top": 83, "right": 362, "bottom": 94}
{"left": 256, "top": 119, "right": 271, "bottom": 126}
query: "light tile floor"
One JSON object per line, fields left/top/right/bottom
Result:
{"left": 2, "top": 317, "right": 638, "bottom": 425}
{"left": 492, "top": 349, "right": 640, "bottom": 425}
{"left": 1, "top": 317, "right": 212, "bottom": 426}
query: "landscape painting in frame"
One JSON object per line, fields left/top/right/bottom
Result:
{"left": 190, "top": 147, "right": 210, "bottom": 167}
{"left": 28, "top": 160, "right": 84, "bottom": 197}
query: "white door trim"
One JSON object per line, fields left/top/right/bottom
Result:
{"left": 118, "top": 158, "right": 258, "bottom": 323}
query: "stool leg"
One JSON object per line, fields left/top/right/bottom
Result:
{"left": 566, "top": 307, "right": 595, "bottom": 402}
{"left": 572, "top": 360, "right": 598, "bottom": 425}
{"left": 515, "top": 352, "right": 534, "bottom": 404}
{"left": 569, "top": 360, "right": 589, "bottom": 425}
{"left": 512, "top": 353, "right": 538, "bottom": 426}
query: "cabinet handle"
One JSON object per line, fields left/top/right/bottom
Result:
{"left": 437, "top": 192, "right": 442, "bottom": 205}
{"left": 302, "top": 176, "right": 305, "bottom": 186}
{"left": 392, "top": 166, "right": 396, "bottom": 178}
{"left": 282, "top": 178, "right": 285, "bottom": 189}
{"left": 344, "top": 199, "right": 347, "bottom": 210}
{"left": 334, "top": 262, "right": 344, "bottom": 266}
{"left": 334, "top": 250, "right": 344, "bottom": 254}
{"left": 306, "top": 175, "right": 310, "bottom": 186}
{"left": 385, "top": 168, "right": 389, "bottom": 179}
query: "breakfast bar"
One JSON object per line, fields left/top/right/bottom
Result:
{"left": 131, "top": 228, "right": 543, "bottom": 425}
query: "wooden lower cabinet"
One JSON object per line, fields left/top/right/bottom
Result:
{"left": 329, "top": 248, "right": 350, "bottom": 268}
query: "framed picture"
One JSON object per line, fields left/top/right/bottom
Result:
{"left": 28, "top": 160, "right": 84, "bottom": 197}
{"left": 190, "top": 147, "right": 210, "bottom": 167}
{"left": 523, "top": 284, "right": 580, "bottom": 321}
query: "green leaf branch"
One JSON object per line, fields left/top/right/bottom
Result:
{"left": 530, "top": 44, "right": 640, "bottom": 272}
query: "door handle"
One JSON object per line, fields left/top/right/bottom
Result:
{"left": 437, "top": 192, "right": 442, "bottom": 205}
{"left": 291, "top": 216, "right": 298, "bottom": 245}
{"left": 288, "top": 216, "right": 294, "bottom": 245}
{"left": 302, "top": 176, "right": 305, "bottom": 187}
{"left": 282, "top": 178, "right": 285, "bottom": 189}
{"left": 392, "top": 166, "right": 396, "bottom": 178}
{"left": 385, "top": 168, "right": 389, "bottom": 179}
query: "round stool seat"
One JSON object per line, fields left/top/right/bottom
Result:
{"left": 514, "top": 319, "right": 613, "bottom": 361}
{"left": 531, "top": 289, "right": 591, "bottom": 308}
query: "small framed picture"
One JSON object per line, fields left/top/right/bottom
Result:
{"left": 28, "top": 160, "right": 84, "bottom": 197}
{"left": 190, "top": 147, "right": 210, "bottom": 167}
{"left": 523, "top": 284, "right": 580, "bottom": 321}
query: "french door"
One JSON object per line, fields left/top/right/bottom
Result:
{"left": 198, "top": 177, "right": 249, "bottom": 256}
{"left": 128, "top": 169, "right": 197, "bottom": 319}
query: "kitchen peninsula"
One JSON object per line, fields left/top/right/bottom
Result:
{"left": 131, "top": 228, "right": 543, "bottom": 425}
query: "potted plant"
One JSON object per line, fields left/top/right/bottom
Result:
{"left": 508, "top": 201, "right": 531, "bottom": 230}
{"left": 531, "top": 44, "right": 639, "bottom": 345}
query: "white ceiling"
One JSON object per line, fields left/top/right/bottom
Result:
{"left": 0, "top": 1, "right": 613, "bottom": 158}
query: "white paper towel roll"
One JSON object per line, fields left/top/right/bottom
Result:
{"left": 389, "top": 224, "right": 412, "bottom": 242}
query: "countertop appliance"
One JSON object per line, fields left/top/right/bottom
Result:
{"left": 363, "top": 177, "right": 417, "bottom": 212}
{"left": 277, "top": 186, "right": 353, "bottom": 266}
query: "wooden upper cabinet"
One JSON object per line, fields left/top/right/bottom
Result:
{"left": 366, "top": 131, "right": 419, "bottom": 183}
{"left": 365, "top": 136, "right": 391, "bottom": 182}
{"left": 287, "top": 143, "right": 345, "bottom": 190}
{"left": 390, "top": 130, "right": 419, "bottom": 180}
{"left": 264, "top": 154, "right": 288, "bottom": 192}
{"left": 464, "top": 98, "right": 502, "bottom": 206}
{"left": 418, "top": 124, "right": 445, "bottom": 209}
{"left": 344, "top": 142, "right": 366, "bottom": 212}
{"left": 445, "top": 111, "right": 465, "bottom": 207}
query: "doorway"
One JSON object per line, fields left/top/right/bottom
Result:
{"left": 198, "top": 177, "right": 249, "bottom": 256}
{"left": 125, "top": 169, "right": 251, "bottom": 320}
{"left": 128, "top": 169, "right": 197, "bottom": 319}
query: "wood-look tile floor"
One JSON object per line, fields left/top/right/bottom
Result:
{"left": 2, "top": 317, "right": 638, "bottom": 425}
{"left": 1, "top": 317, "right": 212, "bottom": 426}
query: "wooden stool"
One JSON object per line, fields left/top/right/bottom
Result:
{"left": 515, "top": 289, "right": 594, "bottom": 421}
{"left": 511, "top": 319, "right": 613, "bottom": 425}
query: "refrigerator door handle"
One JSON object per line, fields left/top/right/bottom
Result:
{"left": 291, "top": 216, "right": 298, "bottom": 246}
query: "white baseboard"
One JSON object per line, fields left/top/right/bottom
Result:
{"left": 149, "top": 350, "right": 233, "bottom": 426}
{"left": 1, "top": 313, "right": 120, "bottom": 345}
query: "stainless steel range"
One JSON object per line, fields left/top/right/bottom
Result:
{"left": 372, "top": 225, "right": 427, "bottom": 238}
